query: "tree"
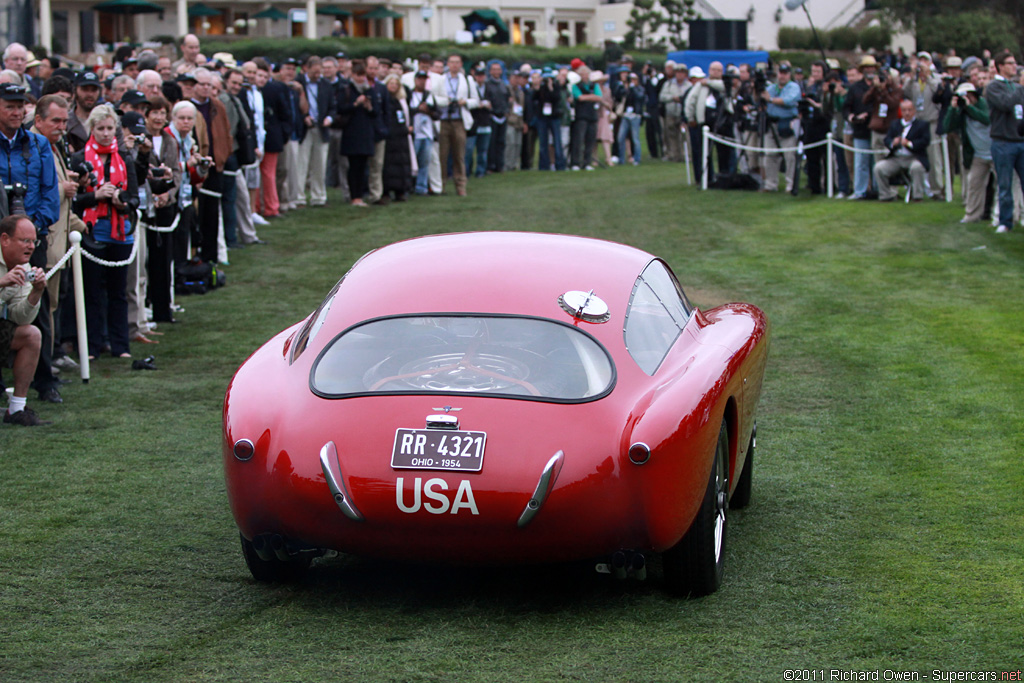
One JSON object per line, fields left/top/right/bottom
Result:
{"left": 879, "top": 0, "right": 1023, "bottom": 52}
{"left": 915, "top": 10, "right": 1021, "bottom": 56}
{"left": 661, "top": 0, "right": 698, "bottom": 51}
{"left": 624, "top": 0, "right": 665, "bottom": 51}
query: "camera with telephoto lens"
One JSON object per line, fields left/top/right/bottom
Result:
{"left": 4, "top": 182, "right": 27, "bottom": 215}
{"left": 753, "top": 69, "right": 768, "bottom": 99}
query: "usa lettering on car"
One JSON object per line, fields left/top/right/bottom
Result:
{"left": 395, "top": 477, "right": 479, "bottom": 515}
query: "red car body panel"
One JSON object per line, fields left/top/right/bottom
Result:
{"left": 223, "top": 233, "right": 769, "bottom": 565}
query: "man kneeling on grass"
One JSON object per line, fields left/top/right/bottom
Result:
{"left": 1, "top": 215, "right": 49, "bottom": 426}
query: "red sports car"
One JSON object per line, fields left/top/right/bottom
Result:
{"left": 223, "top": 232, "right": 769, "bottom": 596}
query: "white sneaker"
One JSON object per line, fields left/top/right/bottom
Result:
{"left": 611, "top": 156, "right": 619, "bottom": 164}
{"left": 835, "top": 192, "right": 846, "bottom": 199}
{"left": 53, "top": 355, "right": 79, "bottom": 371}
{"left": 252, "top": 214, "right": 269, "bottom": 226}
{"left": 571, "top": 166, "right": 581, "bottom": 171}
{"left": 996, "top": 225, "right": 1011, "bottom": 233}
{"left": 959, "top": 217, "right": 971, "bottom": 224}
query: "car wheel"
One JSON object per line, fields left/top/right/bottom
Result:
{"left": 730, "top": 423, "right": 754, "bottom": 510}
{"left": 240, "top": 534, "right": 312, "bottom": 583}
{"left": 663, "top": 421, "right": 728, "bottom": 597}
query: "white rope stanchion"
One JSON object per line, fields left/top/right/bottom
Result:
{"left": 68, "top": 232, "right": 89, "bottom": 384}
{"left": 942, "top": 134, "right": 953, "bottom": 203}
{"left": 826, "top": 133, "right": 834, "bottom": 199}
{"left": 681, "top": 127, "right": 693, "bottom": 186}
{"left": 702, "top": 125, "right": 710, "bottom": 190}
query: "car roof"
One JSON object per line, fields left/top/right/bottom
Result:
{"left": 330, "top": 232, "right": 655, "bottom": 331}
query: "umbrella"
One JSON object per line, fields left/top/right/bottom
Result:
{"left": 92, "top": 0, "right": 164, "bottom": 14}
{"left": 316, "top": 5, "right": 352, "bottom": 16}
{"left": 253, "top": 6, "right": 288, "bottom": 19}
{"left": 461, "top": 9, "right": 509, "bottom": 44}
{"left": 188, "top": 2, "right": 222, "bottom": 17}
{"left": 360, "top": 6, "right": 402, "bottom": 20}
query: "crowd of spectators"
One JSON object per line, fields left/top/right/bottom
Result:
{"left": 2, "top": 35, "right": 1024, "bottom": 426}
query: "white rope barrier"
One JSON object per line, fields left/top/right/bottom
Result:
{"left": 138, "top": 212, "right": 181, "bottom": 234}
{"left": 700, "top": 125, "right": 952, "bottom": 202}
{"left": 79, "top": 233, "right": 139, "bottom": 268}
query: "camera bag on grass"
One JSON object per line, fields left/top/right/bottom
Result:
{"left": 175, "top": 258, "right": 226, "bottom": 295}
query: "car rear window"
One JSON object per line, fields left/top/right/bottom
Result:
{"left": 311, "top": 315, "right": 615, "bottom": 402}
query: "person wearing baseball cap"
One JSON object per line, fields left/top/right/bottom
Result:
{"left": 0, "top": 82, "right": 62, "bottom": 409}
{"left": 905, "top": 48, "right": 945, "bottom": 198}
{"left": 944, "top": 81, "right": 991, "bottom": 224}
{"left": 66, "top": 71, "right": 103, "bottom": 152}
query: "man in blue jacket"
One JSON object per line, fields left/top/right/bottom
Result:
{"left": 0, "top": 82, "right": 61, "bottom": 405}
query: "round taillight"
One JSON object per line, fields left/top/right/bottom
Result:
{"left": 233, "top": 438, "right": 255, "bottom": 461}
{"left": 628, "top": 442, "right": 651, "bottom": 465}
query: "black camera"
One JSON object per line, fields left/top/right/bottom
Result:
{"left": 196, "top": 157, "right": 212, "bottom": 173}
{"left": 4, "top": 182, "right": 27, "bottom": 215}
{"left": 151, "top": 167, "right": 167, "bottom": 178}
{"left": 70, "top": 159, "right": 97, "bottom": 186}
{"left": 753, "top": 69, "right": 768, "bottom": 98}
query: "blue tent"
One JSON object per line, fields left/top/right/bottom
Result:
{"left": 666, "top": 50, "right": 771, "bottom": 73}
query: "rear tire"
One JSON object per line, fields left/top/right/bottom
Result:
{"left": 663, "top": 422, "right": 729, "bottom": 597}
{"left": 730, "top": 423, "right": 754, "bottom": 510}
{"left": 240, "top": 534, "right": 312, "bottom": 582}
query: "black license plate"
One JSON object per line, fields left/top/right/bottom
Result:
{"left": 391, "top": 429, "right": 487, "bottom": 472}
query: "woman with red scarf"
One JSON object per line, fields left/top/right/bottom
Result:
{"left": 71, "top": 103, "right": 140, "bottom": 359}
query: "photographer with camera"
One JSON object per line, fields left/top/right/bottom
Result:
{"left": 944, "top": 82, "right": 991, "bottom": 224}
{"left": 685, "top": 63, "right": 732, "bottom": 181}
{"left": 798, "top": 61, "right": 830, "bottom": 195}
{"left": 135, "top": 96, "right": 181, "bottom": 326}
{"left": 979, "top": 50, "right": 1024, "bottom": 233}
{"left": 0, "top": 82, "right": 61, "bottom": 404}
{"left": 933, "top": 57, "right": 967, "bottom": 197}
{"left": 735, "top": 63, "right": 764, "bottom": 176}
{"left": 1, "top": 214, "right": 48, "bottom": 425}
{"left": 761, "top": 64, "right": 801, "bottom": 193}
{"left": 822, "top": 69, "right": 850, "bottom": 196}
{"left": 70, "top": 103, "right": 140, "bottom": 360}
{"left": 864, "top": 67, "right": 903, "bottom": 173}
{"left": 30, "top": 94, "right": 89, "bottom": 392}
{"left": 659, "top": 64, "right": 690, "bottom": 163}
{"left": 534, "top": 67, "right": 566, "bottom": 171}
{"left": 903, "top": 51, "right": 944, "bottom": 198}
{"left": 844, "top": 56, "right": 879, "bottom": 199}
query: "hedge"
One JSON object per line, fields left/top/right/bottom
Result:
{"left": 197, "top": 36, "right": 670, "bottom": 70}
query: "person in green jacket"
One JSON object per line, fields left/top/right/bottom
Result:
{"left": 944, "top": 82, "right": 992, "bottom": 224}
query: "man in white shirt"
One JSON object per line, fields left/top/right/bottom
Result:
{"left": 432, "top": 54, "right": 477, "bottom": 196}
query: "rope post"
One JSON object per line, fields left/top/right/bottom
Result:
{"left": 702, "top": 125, "right": 710, "bottom": 190}
{"left": 942, "top": 134, "right": 953, "bottom": 203}
{"left": 69, "top": 231, "right": 90, "bottom": 384}
{"left": 682, "top": 127, "right": 693, "bottom": 186}
{"left": 826, "top": 133, "right": 834, "bottom": 199}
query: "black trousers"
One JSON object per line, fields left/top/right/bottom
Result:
{"left": 29, "top": 241, "right": 58, "bottom": 393}
{"left": 198, "top": 169, "right": 223, "bottom": 264}
{"left": 82, "top": 241, "right": 132, "bottom": 357}
{"left": 571, "top": 118, "right": 598, "bottom": 168}
{"left": 346, "top": 154, "right": 370, "bottom": 200}
{"left": 488, "top": 120, "right": 507, "bottom": 172}
{"left": 645, "top": 114, "right": 662, "bottom": 160}
{"left": 147, "top": 223, "right": 174, "bottom": 323}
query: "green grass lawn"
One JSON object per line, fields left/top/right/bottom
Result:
{"left": 1, "top": 164, "right": 1022, "bottom": 682}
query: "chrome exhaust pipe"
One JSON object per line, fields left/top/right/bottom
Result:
{"left": 252, "top": 535, "right": 275, "bottom": 562}
{"left": 270, "top": 534, "right": 290, "bottom": 562}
